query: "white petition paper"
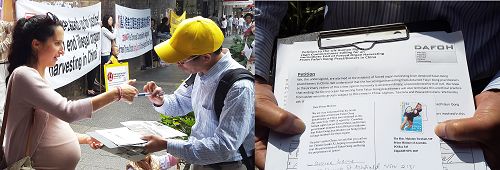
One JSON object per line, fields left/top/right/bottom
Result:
{"left": 266, "top": 31, "right": 487, "bottom": 170}
{"left": 95, "top": 127, "right": 146, "bottom": 146}
{"left": 121, "top": 121, "right": 187, "bottom": 139}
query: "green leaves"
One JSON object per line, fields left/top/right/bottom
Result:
{"left": 160, "top": 112, "right": 195, "bottom": 140}
{"left": 229, "top": 36, "right": 246, "bottom": 65}
{"left": 278, "top": 1, "right": 325, "bottom": 38}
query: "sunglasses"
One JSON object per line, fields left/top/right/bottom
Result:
{"left": 24, "top": 12, "right": 60, "bottom": 29}
{"left": 178, "top": 55, "right": 201, "bottom": 65}
{"left": 46, "top": 12, "right": 60, "bottom": 23}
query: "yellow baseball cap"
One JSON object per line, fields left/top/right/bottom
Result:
{"left": 154, "top": 16, "right": 224, "bottom": 63}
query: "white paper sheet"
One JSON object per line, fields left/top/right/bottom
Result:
{"left": 95, "top": 127, "right": 146, "bottom": 147}
{"left": 121, "top": 121, "right": 187, "bottom": 139}
{"left": 267, "top": 31, "right": 487, "bottom": 170}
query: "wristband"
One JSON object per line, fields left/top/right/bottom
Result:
{"left": 116, "top": 86, "right": 122, "bottom": 101}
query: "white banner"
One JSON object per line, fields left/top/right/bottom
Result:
{"left": 223, "top": 1, "right": 253, "bottom": 6}
{"left": 16, "top": 0, "right": 101, "bottom": 89}
{"left": 115, "top": 5, "right": 152, "bottom": 60}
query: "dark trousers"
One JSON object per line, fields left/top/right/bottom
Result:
{"left": 86, "top": 66, "right": 98, "bottom": 90}
{"left": 192, "top": 161, "right": 247, "bottom": 170}
{"left": 99, "top": 55, "right": 110, "bottom": 87}
{"left": 144, "top": 52, "right": 152, "bottom": 67}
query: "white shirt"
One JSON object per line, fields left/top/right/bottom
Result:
{"left": 233, "top": 18, "right": 239, "bottom": 25}
{"left": 238, "top": 18, "right": 245, "bottom": 26}
{"left": 228, "top": 18, "right": 233, "bottom": 27}
{"left": 101, "top": 27, "right": 115, "bottom": 56}
{"left": 221, "top": 20, "right": 227, "bottom": 28}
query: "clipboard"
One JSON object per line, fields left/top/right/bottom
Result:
{"left": 267, "top": 21, "right": 488, "bottom": 170}
{"left": 271, "top": 21, "right": 451, "bottom": 86}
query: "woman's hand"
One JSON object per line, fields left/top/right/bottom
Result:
{"left": 77, "top": 134, "right": 103, "bottom": 150}
{"left": 118, "top": 79, "right": 139, "bottom": 104}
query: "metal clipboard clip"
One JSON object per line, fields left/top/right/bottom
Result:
{"left": 271, "top": 23, "right": 410, "bottom": 86}
{"left": 317, "top": 23, "right": 409, "bottom": 50}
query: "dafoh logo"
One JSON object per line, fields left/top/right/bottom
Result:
{"left": 415, "top": 45, "right": 454, "bottom": 50}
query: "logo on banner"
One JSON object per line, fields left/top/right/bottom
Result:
{"left": 108, "top": 72, "right": 114, "bottom": 82}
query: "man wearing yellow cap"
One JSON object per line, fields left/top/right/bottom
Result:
{"left": 141, "top": 16, "right": 254, "bottom": 170}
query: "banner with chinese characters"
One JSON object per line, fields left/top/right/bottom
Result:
{"left": 115, "top": 4, "right": 152, "bottom": 60}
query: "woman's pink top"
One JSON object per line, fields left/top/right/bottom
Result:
{"left": 4, "top": 66, "right": 93, "bottom": 170}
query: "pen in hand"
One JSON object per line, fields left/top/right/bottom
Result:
{"left": 136, "top": 91, "right": 165, "bottom": 97}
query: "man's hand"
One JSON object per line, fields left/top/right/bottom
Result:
{"left": 435, "top": 90, "right": 500, "bottom": 169}
{"left": 255, "top": 81, "right": 305, "bottom": 169}
{"left": 142, "top": 135, "right": 168, "bottom": 153}
{"left": 143, "top": 81, "right": 165, "bottom": 106}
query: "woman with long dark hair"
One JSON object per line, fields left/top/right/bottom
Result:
{"left": 99, "top": 15, "right": 116, "bottom": 88}
{"left": 101, "top": 14, "right": 115, "bottom": 63}
{"left": 85, "top": 15, "right": 116, "bottom": 95}
{"left": 4, "top": 13, "right": 138, "bottom": 169}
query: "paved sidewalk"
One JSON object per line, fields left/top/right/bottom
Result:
{"left": 72, "top": 64, "right": 188, "bottom": 170}
{"left": 73, "top": 35, "right": 237, "bottom": 169}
